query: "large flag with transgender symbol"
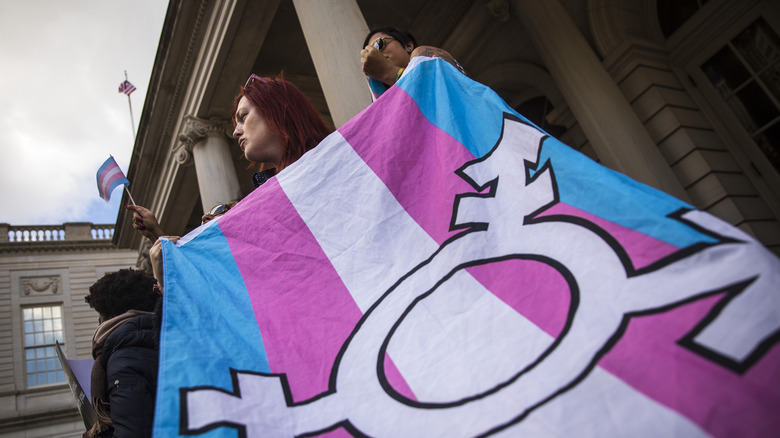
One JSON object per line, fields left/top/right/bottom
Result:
{"left": 154, "top": 57, "right": 780, "bottom": 437}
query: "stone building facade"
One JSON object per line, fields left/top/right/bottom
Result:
{"left": 0, "top": 223, "right": 137, "bottom": 437}
{"left": 115, "top": 0, "right": 780, "bottom": 257}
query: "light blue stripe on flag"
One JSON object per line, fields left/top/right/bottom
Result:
{"left": 154, "top": 223, "right": 269, "bottom": 438}
{"left": 397, "top": 59, "right": 715, "bottom": 248}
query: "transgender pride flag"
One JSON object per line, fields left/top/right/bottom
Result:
{"left": 96, "top": 156, "right": 129, "bottom": 202}
{"left": 154, "top": 58, "right": 780, "bottom": 437}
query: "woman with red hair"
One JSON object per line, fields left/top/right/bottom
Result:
{"left": 130, "top": 74, "right": 331, "bottom": 291}
{"left": 232, "top": 74, "right": 332, "bottom": 187}
{"left": 129, "top": 75, "right": 330, "bottom": 237}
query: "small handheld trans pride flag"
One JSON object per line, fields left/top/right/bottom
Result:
{"left": 96, "top": 156, "right": 131, "bottom": 203}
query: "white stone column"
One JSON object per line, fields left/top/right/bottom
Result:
{"left": 292, "top": 0, "right": 371, "bottom": 127}
{"left": 178, "top": 116, "right": 242, "bottom": 212}
{"left": 510, "top": 0, "right": 689, "bottom": 201}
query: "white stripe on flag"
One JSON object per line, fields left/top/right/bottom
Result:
{"left": 493, "top": 370, "right": 708, "bottom": 437}
{"left": 100, "top": 166, "right": 123, "bottom": 197}
{"left": 279, "top": 132, "right": 436, "bottom": 311}
{"left": 277, "top": 133, "right": 706, "bottom": 436}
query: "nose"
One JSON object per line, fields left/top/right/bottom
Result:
{"left": 232, "top": 125, "right": 242, "bottom": 139}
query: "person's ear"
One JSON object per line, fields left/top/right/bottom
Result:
{"left": 406, "top": 43, "right": 414, "bottom": 53}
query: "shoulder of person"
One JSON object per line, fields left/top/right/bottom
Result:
{"left": 410, "top": 46, "right": 465, "bottom": 74}
{"left": 103, "top": 313, "right": 158, "bottom": 352}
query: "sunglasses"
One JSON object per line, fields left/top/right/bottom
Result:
{"left": 245, "top": 73, "right": 269, "bottom": 87}
{"left": 372, "top": 37, "right": 396, "bottom": 51}
{"left": 207, "top": 203, "right": 230, "bottom": 216}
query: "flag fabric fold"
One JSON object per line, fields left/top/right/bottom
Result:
{"left": 96, "top": 156, "right": 129, "bottom": 202}
{"left": 154, "top": 57, "right": 780, "bottom": 437}
{"left": 118, "top": 80, "right": 136, "bottom": 95}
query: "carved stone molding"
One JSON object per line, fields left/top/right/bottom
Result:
{"left": 176, "top": 116, "right": 233, "bottom": 167}
{"left": 0, "top": 240, "right": 115, "bottom": 254}
{"left": 175, "top": 116, "right": 234, "bottom": 167}
{"left": 21, "top": 276, "right": 60, "bottom": 296}
{"left": 174, "top": 144, "right": 194, "bottom": 167}
{"left": 178, "top": 116, "right": 233, "bottom": 148}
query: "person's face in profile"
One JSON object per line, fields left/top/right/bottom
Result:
{"left": 233, "top": 96, "right": 284, "bottom": 167}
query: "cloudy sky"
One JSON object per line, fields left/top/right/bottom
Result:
{"left": 0, "top": 1, "right": 168, "bottom": 226}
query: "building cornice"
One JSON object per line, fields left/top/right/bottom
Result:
{"left": 114, "top": 0, "right": 212, "bottom": 250}
{"left": 0, "top": 241, "right": 119, "bottom": 254}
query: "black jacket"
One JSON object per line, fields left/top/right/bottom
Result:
{"left": 101, "top": 313, "right": 158, "bottom": 437}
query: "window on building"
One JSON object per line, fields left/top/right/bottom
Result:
{"left": 700, "top": 17, "right": 780, "bottom": 174}
{"left": 23, "top": 305, "right": 66, "bottom": 387}
{"left": 674, "top": 2, "right": 780, "bottom": 211}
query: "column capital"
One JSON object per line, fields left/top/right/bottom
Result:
{"left": 176, "top": 116, "right": 234, "bottom": 166}
{"left": 175, "top": 116, "right": 243, "bottom": 210}
{"left": 178, "top": 116, "right": 233, "bottom": 150}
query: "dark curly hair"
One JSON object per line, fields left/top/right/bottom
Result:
{"left": 85, "top": 268, "right": 158, "bottom": 320}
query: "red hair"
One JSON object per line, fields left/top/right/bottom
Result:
{"left": 233, "top": 74, "right": 332, "bottom": 170}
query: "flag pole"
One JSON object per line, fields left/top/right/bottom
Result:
{"left": 124, "top": 70, "right": 136, "bottom": 138}
{"left": 124, "top": 185, "right": 137, "bottom": 207}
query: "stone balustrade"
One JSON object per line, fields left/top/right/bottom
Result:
{"left": 0, "top": 223, "right": 115, "bottom": 243}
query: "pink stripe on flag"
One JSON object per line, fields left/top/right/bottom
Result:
{"left": 601, "top": 294, "right": 780, "bottom": 436}
{"left": 538, "top": 203, "right": 680, "bottom": 269}
{"left": 466, "top": 203, "right": 679, "bottom": 340}
{"left": 100, "top": 167, "right": 124, "bottom": 194}
{"left": 102, "top": 167, "right": 125, "bottom": 192}
{"left": 221, "top": 179, "right": 357, "bottom": 401}
{"left": 339, "top": 86, "right": 475, "bottom": 246}
{"left": 98, "top": 161, "right": 120, "bottom": 182}
{"left": 339, "top": 85, "right": 780, "bottom": 436}
{"left": 466, "top": 258, "right": 571, "bottom": 339}
{"left": 220, "top": 179, "right": 415, "bottom": 404}
{"left": 514, "top": 203, "right": 780, "bottom": 435}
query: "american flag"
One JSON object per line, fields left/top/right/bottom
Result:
{"left": 118, "top": 80, "right": 136, "bottom": 95}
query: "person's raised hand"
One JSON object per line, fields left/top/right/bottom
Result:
{"left": 125, "top": 205, "right": 165, "bottom": 242}
{"left": 149, "top": 236, "right": 180, "bottom": 294}
{"left": 361, "top": 45, "right": 398, "bottom": 85}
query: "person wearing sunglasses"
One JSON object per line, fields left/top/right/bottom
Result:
{"left": 142, "top": 200, "right": 238, "bottom": 294}
{"left": 199, "top": 200, "right": 239, "bottom": 225}
{"left": 360, "top": 27, "right": 463, "bottom": 101}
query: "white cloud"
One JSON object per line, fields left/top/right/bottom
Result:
{"left": 0, "top": 0, "right": 167, "bottom": 225}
